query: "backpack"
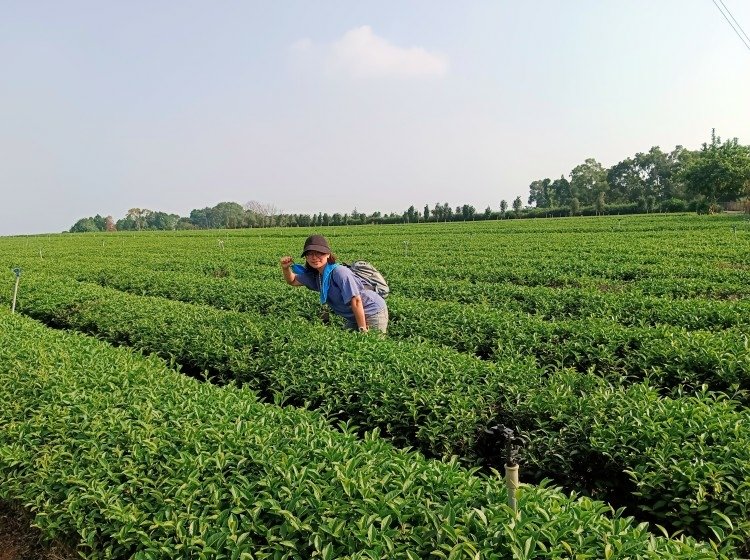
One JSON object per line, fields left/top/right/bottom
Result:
{"left": 344, "top": 261, "right": 390, "bottom": 298}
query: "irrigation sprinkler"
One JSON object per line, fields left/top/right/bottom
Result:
{"left": 11, "top": 268, "right": 22, "bottom": 314}
{"left": 403, "top": 240, "right": 410, "bottom": 257}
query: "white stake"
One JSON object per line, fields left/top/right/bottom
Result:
{"left": 11, "top": 268, "right": 21, "bottom": 313}
{"left": 505, "top": 463, "right": 519, "bottom": 512}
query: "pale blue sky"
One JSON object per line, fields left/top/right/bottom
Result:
{"left": 1, "top": 1, "right": 749, "bottom": 235}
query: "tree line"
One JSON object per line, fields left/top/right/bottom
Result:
{"left": 527, "top": 130, "right": 750, "bottom": 216}
{"left": 70, "top": 130, "right": 750, "bottom": 232}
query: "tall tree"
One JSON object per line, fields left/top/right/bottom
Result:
{"left": 212, "top": 202, "right": 245, "bottom": 229}
{"left": 146, "top": 212, "right": 179, "bottom": 230}
{"left": 189, "top": 207, "right": 212, "bottom": 229}
{"left": 244, "top": 200, "right": 278, "bottom": 227}
{"left": 549, "top": 176, "right": 571, "bottom": 207}
{"left": 442, "top": 203, "right": 452, "bottom": 220}
{"left": 607, "top": 157, "right": 643, "bottom": 203}
{"left": 69, "top": 217, "right": 99, "bottom": 233}
{"left": 680, "top": 130, "right": 750, "bottom": 203}
{"left": 528, "top": 178, "right": 552, "bottom": 207}
{"left": 512, "top": 196, "right": 523, "bottom": 217}
{"left": 570, "top": 158, "right": 607, "bottom": 205}
{"left": 126, "top": 208, "right": 151, "bottom": 230}
{"left": 595, "top": 191, "right": 606, "bottom": 215}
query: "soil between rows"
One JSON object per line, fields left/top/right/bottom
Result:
{"left": 0, "top": 502, "right": 76, "bottom": 560}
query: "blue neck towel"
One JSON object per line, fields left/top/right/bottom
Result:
{"left": 292, "top": 263, "right": 339, "bottom": 304}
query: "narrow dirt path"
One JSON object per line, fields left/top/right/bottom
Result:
{"left": 0, "top": 502, "right": 77, "bottom": 560}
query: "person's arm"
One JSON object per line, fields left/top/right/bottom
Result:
{"left": 280, "top": 256, "right": 303, "bottom": 286}
{"left": 350, "top": 294, "right": 368, "bottom": 332}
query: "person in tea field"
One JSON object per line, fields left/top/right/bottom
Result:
{"left": 279, "top": 234, "right": 389, "bottom": 333}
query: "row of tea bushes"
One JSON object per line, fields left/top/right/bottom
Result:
{"left": 8, "top": 275, "right": 750, "bottom": 552}
{"left": 385, "top": 258, "right": 750, "bottom": 300}
{"left": 387, "top": 299, "right": 750, "bottom": 398}
{"left": 77, "top": 265, "right": 750, "bottom": 332}
{"left": 0, "top": 309, "right": 717, "bottom": 559}
{"left": 76, "top": 267, "right": 749, "bottom": 398}
{"left": 8, "top": 274, "right": 528, "bottom": 459}
{"left": 391, "top": 277, "right": 750, "bottom": 331}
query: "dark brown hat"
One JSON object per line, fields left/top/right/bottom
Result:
{"left": 301, "top": 234, "right": 331, "bottom": 256}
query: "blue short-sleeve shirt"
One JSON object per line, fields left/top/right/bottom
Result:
{"left": 295, "top": 266, "right": 386, "bottom": 320}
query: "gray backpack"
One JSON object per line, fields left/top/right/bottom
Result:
{"left": 345, "top": 261, "right": 390, "bottom": 298}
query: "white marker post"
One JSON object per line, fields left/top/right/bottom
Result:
{"left": 11, "top": 268, "right": 22, "bottom": 313}
{"left": 502, "top": 426, "right": 521, "bottom": 513}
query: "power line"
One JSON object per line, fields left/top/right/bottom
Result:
{"left": 718, "top": 0, "right": 750, "bottom": 44}
{"left": 712, "top": 0, "right": 750, "bottom": 52}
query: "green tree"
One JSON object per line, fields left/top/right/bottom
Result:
{"left": 512, "top": 196, "right": 523, "bottom": 217}
{"left": 570, "top": 158, "right": 607, "bottom": 205}
{"left": 69, "top": 217, "right": 100, "bottom": 233}
{"left": 528, "top": 178, "right": 552, "bottom": 207}
{"left": 146, "top": 211, "right": 179, "bottom": 230}
{"left": 607, "top": 157, "right": 644, "bottom": 203}
{"left": 549, "top": 176, "right": 571, "bottom": 207}
{"left": 442, "top": 203, "right": 452, "bottom": 220}
{"left": 595, "top": 191, "right": 606, "bottom": 215}
{"left": 570, "top": 197, "right": 580, "bottom": 216}
{"left": 125, "top": 208, "right": 151, "bottom": 230}
{"left": 176, "top": 217, "right": 196, "bottom": 230}
{"left": 189, "top": 207, "right": 212, "bottom": 229}
{"left": 636, "top": 147, "right": 673, "bottom": 202}
{"left": 664, "top": 145, "right": 692, "bottom": 201}
{"left": 210, "top": 202, "right": 245, "bottom": 229}
{"left": 500, "top": 199, "right": 508, "bottom": 217}
{"left": 423, "top": 205, "right": 430, "bottom": 221}
{"left": 91, "top": 214, "right": 107, "bottom": 231}
{"left": 681, "top": 130, "right": 750, "bottom": 204}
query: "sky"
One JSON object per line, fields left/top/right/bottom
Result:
{"left": 1, "top": 0, "right": 749, "bottom": 236}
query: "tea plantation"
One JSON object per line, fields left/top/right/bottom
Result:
{"left": 1, "top": 213, "right": 748, "bottom": 558}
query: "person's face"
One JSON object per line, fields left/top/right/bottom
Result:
{"left": 305, "top": 250, "right": 329, "bottom": 270}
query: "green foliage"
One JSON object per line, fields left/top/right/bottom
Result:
{"left": 2, "top": 213, "right": 749, "bottom": 556}
{"left": 681, "top": 130, "right": 750, "bottom": 204}
{"left": 0, "top": 310, "right": 715, "bottom": 559}
{"left": 7, "top": 273, "right": 750, "bottom": 553}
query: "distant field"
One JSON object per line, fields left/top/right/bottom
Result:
{"left": 1, "top": 213, "right": 748, "bottom": 558}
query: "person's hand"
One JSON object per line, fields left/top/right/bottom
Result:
{"left": 280, "top": 256, "right": 294, "bottom": 269}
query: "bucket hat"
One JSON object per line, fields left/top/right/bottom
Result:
{"left": 301, "top": 234, "right": 331, "bottom": 256}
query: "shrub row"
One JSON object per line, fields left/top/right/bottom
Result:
{"left": 77, "top": 266, "right": 750, "bottom": 332}
{"left": 387, "top": 299, "right": 750, "bottom": 398}
{"left": 391, "top": 277, "right": 750, "bottom": 331}
{"left": 78, "top": 267, "right": 750, "bottom": 398}
{"left": 1, "top": 309, "right": 717, "bottom": 559}
{"left": 8, "top": 275, "right": 750, "bottom": 553}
